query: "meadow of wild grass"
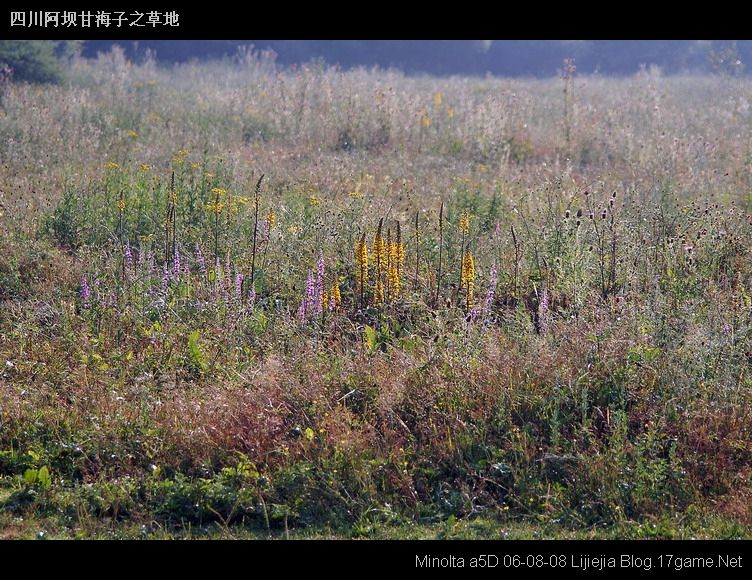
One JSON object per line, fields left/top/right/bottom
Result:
{"left": 0, "top": 48, "right": 751, "bottom": 539}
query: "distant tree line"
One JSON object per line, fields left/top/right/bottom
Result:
{"left": 2, "top": 40, "right": 749, "bottom": 83}
{"left": 83, "top": 40, "right": 750, "bottom": 77}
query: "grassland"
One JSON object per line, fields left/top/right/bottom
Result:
{"left": 0, "top": 48, "right": 751, "bottom": 539}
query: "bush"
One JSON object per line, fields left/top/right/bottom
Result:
{"left": 0, "top": 40, "right": 79, "bottom": 84}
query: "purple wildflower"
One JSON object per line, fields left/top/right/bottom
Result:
{"left": 80, "top": 275, "right": 91, "bottom": 307}
{"left": 305, "top": 270, "right": 317, "bottom": 313}
{"left": 235, "top": 271, "right": 244, "bottom": 301}
{"left": 173, "top": 250, "right": 181, "bottom": 278}
{"left": 262, "top": 216, "right": 271, "bottom": 243}
{"left": 125, "top": 244, "right": 133, "bottom": 269}
{"left": 195, "top": 245, "right": 207, "bottom": 278}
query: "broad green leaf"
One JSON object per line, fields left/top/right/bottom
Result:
{"left": 364, "top": 325, "right": 377, "bottom": 353}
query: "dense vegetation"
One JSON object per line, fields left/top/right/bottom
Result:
{"left": 0, "top": 49, "right": 750, "bottom": 538}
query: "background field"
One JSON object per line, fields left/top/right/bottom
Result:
{"left": 1, "top": 48, "right": 751, "bottom": 539}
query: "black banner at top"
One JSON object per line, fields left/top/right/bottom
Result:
{"left": 0, "top": 5, "right": 739, "bottom": 40}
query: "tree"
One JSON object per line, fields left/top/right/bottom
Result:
{"left": 0, "top": 40, "right": 80, "bottom": 83}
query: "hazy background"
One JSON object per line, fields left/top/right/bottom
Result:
{"left": 82, "top": 40, "right": 749, "bottom": 76}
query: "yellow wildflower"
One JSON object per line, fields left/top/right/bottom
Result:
{"left": 375, "top": 279, "right": 385, "bottom": 305}
{"left": 356, "top": 233, "right": 369, "bottom": 304}
{"left": 205, "top": 201, "right": 225, "bottom": 214}
{"left": 308, "top": 195, "right": 321, "bottom": 207}
{"left": 266, "top": 209, "right": 277, "bottom": 227}
{"left": 105, "top": 161, "right": 119, "bottom": 170}
{"left": 331, "top": 282, "right": 342, "bottom": 308}
{"left": 459, "top": 211, "right": 471, "bottom": 235}
{"left": 461, "top": 251, "right": 475, "bottom": 307}
{"left": 434, "top": 92, "right": 443, "bottom": 108}
{"left": 420, "top": 112, "right": 431, "bottom": 129}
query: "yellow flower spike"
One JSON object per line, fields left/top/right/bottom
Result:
{"left": 434, "top": 92, "right": 443, "bottom": 108}
{"left": 447, "top": 106, "right": 455, "bottom": 119}
{"left": 461, "top": 251, "right": 475, "bottom": 308}
{"left": 355, "top": 233, "right": 369, "bottom": 305}
{"left": 375, "top": 279, "right": 385, "bottom": 305}
{"left": 266, "top": 209, "right": 277, "bottom": 227}
{"left": 387, "top": 222, "right": 404, "bottom": 299}
{"left": 459, "top": 211, "right": 471, "bottom": 235}
{"left": 373, "top": 218, "right": 387, "bottom": 279}
{"left": 331, "top": 283, "right": 342, "bottom": 308}
{"left": 420, "top": 112, "right": 431, "bottom": 129}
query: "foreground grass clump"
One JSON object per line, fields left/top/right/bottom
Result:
{"left": 1, "top": 49, "right": 751, "bottom": 538}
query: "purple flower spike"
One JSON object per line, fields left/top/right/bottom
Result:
{"left": 80, "top": 275, "right": 91, "bottom": 307}
{"left": 235, "top": 271, "right": 244, "bottom": 301}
